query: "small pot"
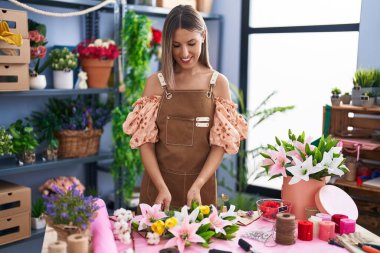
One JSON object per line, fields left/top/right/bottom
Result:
{"left": 53, "top": 70, "right": 74, "bottom": 89}
{"left": 29, "top": 75, "right": 47, "bottom": 90}
{"left": 18, "top": 151, "right": 36, "bottom": 164}
{"left": 31, "top": 216, "right": 46, "bottom": 230}
{"left": 44, "top": 147, "right": 58, "bottom": 161}
{"left": 331, "top": 96, "right": 340, "bottom": 106}
{"left": 361, "top": 96, "right": 374, "bottom": 107}
{"left": 340, "top": 94, "right": 351, "bottom": 105}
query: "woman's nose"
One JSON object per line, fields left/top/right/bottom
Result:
{"left": 181, "top": 46, "right": 189, "bottom": 57}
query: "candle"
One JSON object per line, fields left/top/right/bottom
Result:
{"left": 332, "top": 214, "right": 348, "bottom": 233}
{"left": 340, "top": 218, "right": 356, "bottom": 235}
{"left": 316, "top": 213, "right": 331, "bottom": 221}
{"left": 319, "top": 221, "right": 336, "bottom": 241}
{"left": 308, "top": 215, "right": 322, "bottom": 239}
{"left": 298, "top": 220, "right": 313, "bottom": 241}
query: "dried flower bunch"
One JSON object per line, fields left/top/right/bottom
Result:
{"left": 39, "top": 176, "right": 85, "bottom": 196}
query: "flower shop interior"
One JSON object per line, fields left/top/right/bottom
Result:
{"left": 1, "top": 0, "right": 380, "bottom": 253}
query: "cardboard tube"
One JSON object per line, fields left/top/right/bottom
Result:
{"left": 67, "top": 233, "right": 89, "bottom": 253}
{"left": 48, "top": 240, "right": 67, "bottom": 253}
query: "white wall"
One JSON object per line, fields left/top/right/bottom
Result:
{"left": 357, "top": 0, "right": 380, "bottom": 68}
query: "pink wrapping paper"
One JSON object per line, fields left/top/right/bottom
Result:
{"left": 91, "top": 199, "right": 118, "bottom": 253}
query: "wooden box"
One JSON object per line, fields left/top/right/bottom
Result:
{"left": 156, "top": 0, "right": 196, "bottom": 9}
{"left": 0, "top": 180, "right": 31, "bottom": 219}
{"left": 0, "top": 212, "right": 31, "bottom": 246}
{"left": 0, "top": 39, "right": 30, "bottom": 64}
{"left": 0, "top": 8, "right": 28, "bottom": 38}
{"left": 0, "top": 63, "right": 29, "bottom": 91}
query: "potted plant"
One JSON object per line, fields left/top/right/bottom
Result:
{"left": 0, "top": 126, "right": 13, "bottom": 157}
{"left": 331, "top": 87, "right": 341, "bottom": 106}
{"left": 28, "top": 105, "right": 61, "bottom": 161}
{"left": 361, "top": 92, "right": 375, "bottom": 107}
{"left": 49, "top": 47, "right": 78, "bottom": 89}
{"left": 352, "top": 69, "right": 376, "bottom": 106}
{"left": 376, "top": 92, "right": 380, "bottom": 106}
{"left": 31, "top": 198, "right": 46, "bottom": 230}
{"left": 28, "top": 20, "right": 49, "bottom": 90}
{"left": 8, "top": 120, "right": 39, "bottom": 165}
{"left": 340, "top": 92, "right": 351, "bottom": 105}
{"left": 43, "top": 184, "right": 99, "bottom": 241}
{"left": 76, "top": 38, "right": 119, "bottom": 88}
{"left": 260, "top": 130, "right": 348, "bottom": 219}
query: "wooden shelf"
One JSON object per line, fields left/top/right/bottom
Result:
{"left": 330, "top": 104, "right": 380, "bottom": 113}
{"left": 335, "top": 179, "right": 380, "bottom": 194}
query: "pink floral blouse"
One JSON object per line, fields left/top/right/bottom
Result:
{"left": 123, "top": 95, "right": 248, "bottom": 154}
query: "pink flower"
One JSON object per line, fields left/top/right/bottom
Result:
{"left": 265, "top": 147, "right": 290, "bottom": 177}
{"left": 165, "top": 217, "right": 205, "bottom": 253}
{"left": 202, "top": 205, "right": 231, "bottom": 235}
{"left": 134, "top": 203, "right": 167, "bottom": 231}
{"left": 37, "top": 46, "right": 46, "bottom": 58}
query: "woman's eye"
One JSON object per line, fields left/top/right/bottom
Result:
{"left": 173, "top": 44, "right": 180, "bottom": 48}
{"left": 188, "top": 43, "right": 196, "bottom": 46}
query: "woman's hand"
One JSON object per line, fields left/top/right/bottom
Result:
{"left": 155, "top": 187, "right": 172, "bottom": 211}
{"left": 187, "top": 185, "right": 202, "bottom": 207}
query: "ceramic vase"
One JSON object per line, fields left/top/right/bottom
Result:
{"left": 29, "top": 75, "right": 47, "bottom": 90}
{"left": 53, "top": 70, "right": 74, "bottom": 89}
{"left": 281, "top": 177, "right": 325, "bottom": 220}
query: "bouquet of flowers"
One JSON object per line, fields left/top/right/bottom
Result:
{"left": 76, "top": 38, "right": 119, "bottom": 60}
{"left": 43, "top": 184, "right": 99, "bottom": 232}
{"left": 39, "top": 176, "right": 85, "bottom": 196}
{"left": 29, "top": 29, "right": 48, "bottom": 76}
{"left": 131, "top": 202, "right": 239, "bottom": 253}
{"left": 260, "top": 130, "right": 349, "bottom": 184}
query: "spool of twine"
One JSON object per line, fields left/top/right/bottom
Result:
{"left": 67, "top": 233, "right": 89, "bottom": 253}
{"left": 275, "top": 213, "right": 296, "bottom": 245}
{"left": 48, "top": 240, "right": 67, "bottom": 253}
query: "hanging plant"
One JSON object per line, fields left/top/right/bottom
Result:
{"left": 112, "top": 10, "right": 152, "bottom": 201}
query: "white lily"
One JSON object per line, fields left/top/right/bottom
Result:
{"left": 220, "top": 204, "right": 238, "bottom": 224}
{"left": 317, "top": 151, "right": 345, "bottom": 176}
{"left": 287, "top": 156, "right": 324, "bottom": 184}
{"left": 174, "top": 206, "right": 199, "bottom": 225}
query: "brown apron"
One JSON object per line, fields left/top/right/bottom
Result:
{"left": 139, "top": 71, "right": 219, "bottom": 209}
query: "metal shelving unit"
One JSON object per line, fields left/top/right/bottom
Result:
{"left": 0, "top": 88, "right": 113, "bottom": 96}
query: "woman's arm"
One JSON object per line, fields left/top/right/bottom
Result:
{"left": 139, "top": 73, "right": 171, "bottom": 210}
{"left": 187, "top": 73, "right": 232, "bottom": 206}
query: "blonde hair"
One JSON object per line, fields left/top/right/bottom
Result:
{"left": 161, "top": 5, "right": 212, "bottom": 88}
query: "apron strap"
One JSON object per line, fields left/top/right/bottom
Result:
{"left": 207, "top": 70, "right": 219, "bottom": 98}
{"left": 157, "top": 72, "right": 172, "bottom": 99}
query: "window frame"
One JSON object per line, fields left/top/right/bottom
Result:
{"left": 239, "top": 0, "right": 360, "bottom": 198}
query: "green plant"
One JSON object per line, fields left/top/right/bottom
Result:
{"left": 32, "top": 198, "right": 46, "bottom": 218}
{"left": 353, "top": 69, "right": 377, "bottom": 88}
{"left": 8, "top": 120, "right": 38, "bottom": 155}
{"left": 112, "top": 10, "right": 152, "bottom": 200}
{"left": 367, "top": 92, "right": 375, "bottom": 98}
{"left": 331, "top": 87, "right": 341, "bottom": 96}
{"left": 343, "top": 92, "right": 350, "bottom": 96}
{"left": 0, "top": 127, "right": 13, "bottom": 156}
{"left": 28, "top": 108, "right": 60, "bottom": 149}
{"left": 219, "top": 86, "right": 295, "bottom": 210}
{"left": 373, "top": 69, "right": 380, "bottom": 87}
{"left": 49, "top": 47, "right": 78, "bottom": 71}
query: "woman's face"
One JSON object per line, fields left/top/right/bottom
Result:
{"left": 172, "top": 28, "right": 204, "bottom": 70}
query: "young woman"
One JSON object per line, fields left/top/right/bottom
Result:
{"left": 123, "top": 5, "right": 247, "bottom": 211}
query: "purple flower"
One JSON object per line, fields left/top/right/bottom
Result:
{"left": 61, "top": 212, "right": 69, "bottom": 218}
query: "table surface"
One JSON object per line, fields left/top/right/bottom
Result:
{"left": 42, "top": 217, "right": 380, "bottom": 253}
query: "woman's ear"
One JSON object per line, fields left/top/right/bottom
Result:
{"left": 202, "top": 31, "right": 206, "bottom": 43}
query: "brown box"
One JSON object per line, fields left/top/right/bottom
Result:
{"left": 0, "top": 180, "right": 31, "bottom": 219}
{"left": 0, "top": 39, "right": 30, "bottom": 64}
{"left": 0, "top": 63, "right": 29, "bottom": 91}
{"left": 0, "top": 8, "right": 28, "bottom": 38}
{"left": 0, "top": 212, "right": 31, "bottom": 246}
{"left": 156, "top": 0, "right": 196, "bottom": 9}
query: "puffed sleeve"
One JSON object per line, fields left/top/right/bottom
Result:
{"left": 123, "top": 95, "right": 162, "bottom": 149}
{"left": 210, "top": 97, "right": 248, "bottom": 154}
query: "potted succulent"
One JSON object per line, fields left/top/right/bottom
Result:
{"left": 49, "top": 47, "right": 78, "bottom": 89}
{"left": 31, "top": 198, "right": 46, "bottom": 230}
{"left": 76, "top": 38, "right": 119, "bottom": 88}
{"left": 340, "top": 92, "right": 351, "bottom": 105}
{"left": 28, "top": 20, "right": 49, "bottom": 90}
{"left": 331, "top": 87, "right": 341, "bottom": 106}
{"left": 0, "top": 126, "right": 13, "bottom": 157}
{"left": 352, "top": 69, "right": 377, "bottom": 106}
{"left": 376, "top": 92, "right": 380, "bottom": 106}
{"left": 8, "top": 120, "right": 39, "bottom": 165}
{"left": 361, "top": 92, "right": 375, "bottom": 107}
{"left": 28, "top": 105, "right": 61, "bottom": 161}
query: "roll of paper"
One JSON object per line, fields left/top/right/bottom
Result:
{"left": 48, "top": 240, "right": 67, "bottom": 253}
{"left": 67, "top": 233, "right": 89, "bottom": 253}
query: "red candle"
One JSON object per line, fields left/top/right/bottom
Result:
{"left": 332, "top": 214, "right": 348, "bottom": 233}
{"left": 298, "top": 220, "right": 313, "bottom": 241}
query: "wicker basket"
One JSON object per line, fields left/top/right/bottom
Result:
{"left": 45, "top": 215, "right": 89, "bottom": 241}
{"left": 56, "top": 128, "right": 102, "bottom": 158}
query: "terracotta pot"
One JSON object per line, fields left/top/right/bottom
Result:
{"left": 80, "top": 58, "right": 114, "bottom": 88}
{"left": 281, "top": 177, "right": 325, "bottom": 220}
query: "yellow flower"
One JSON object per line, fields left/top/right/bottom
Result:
{"left": 199, "top": 205, "right": 210, "bottom": 215}
{"left": 165, "top": 217, "right": 178, "bottom": 228}
{"left": 151, "top": 220, "right": 165, "bottom": 236}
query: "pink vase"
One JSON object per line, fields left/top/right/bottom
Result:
{"left": 281, "top": 177, "right": 325, "bottom": 220}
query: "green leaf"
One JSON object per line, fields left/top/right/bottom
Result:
{"left": 197, "top": 223, "right": 210, "bottom": 234}
{"left": 223, "top": 216, "right": 237, "bottom": 221}
{"left": 260, "top": 152, "right": 271, "bottom": 159}
{"left": 199, "top": 231, "right": 215, "bottom": 241}
{"left": 275, "top": 136, "right": 281, "bottom": 146}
